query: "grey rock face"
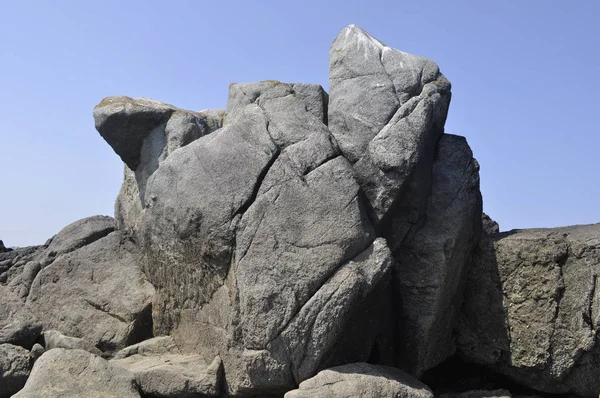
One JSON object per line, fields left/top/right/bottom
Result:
{"left": 284, "top": 362, "right": 433, "bottom": 398}
{"left": 40, "top": 216, "right": 114, "bottom": 263}
{"left": 329, "top": 24, "right": 451, "bottom": 223}
{"left": 87, "top": 25, "right": 479, "bottom": 396}
{"left": 457, "top": 223, "right": 600, "bottom": 396}
{"left": 94, "top": 97, "right": 222, "bottom": 238}
{"left": 13, "top": 348, "right": 140, "bottom": 398}
{"left": 27, "top": 232, "right": 155, "bottom": 354}
{"left": 112, "top": 342, "right": 222, "bottom": 398}
{"left": 328, "top": 26, "right": 481, "bottom": 375}
{"left": 0, "top": 343, "right": 31, "bottom": 397}
{"left": 134, "top": 79, "right": 395, "bottom": 395}
{"left": 0, "top": 285, "right": 41, "bottom": 349}
{"left": 43, "top": 330, "right": 103, "bottom": 356}
{"left": 393, "top": 134, "right": 482, "bottom": 374}
{"left": 113, "top": 336, "right": 179, "bottom": 359}
{"left": 93, "top": 97, "right": 177, "bottom": 170}
{"left": 482, "top": 213, "right": 500, "bottom": 235}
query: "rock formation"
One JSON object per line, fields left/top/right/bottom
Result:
{"left": 0, "top": 25, "right": 598, "bottom": 398}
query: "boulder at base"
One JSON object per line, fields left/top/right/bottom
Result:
{"left": 13, "top": 348, "right": 140, "bottom": 398}
{"left": 284, "top": 362, "right": 433, "bottom": 398}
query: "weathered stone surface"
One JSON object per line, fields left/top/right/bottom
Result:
{"left": 284, "top": 362, "right": 433, "bottom": 398}
{"left": 393, "top": 134, "right": 482, "bottom": 375}
{"left": 95, "top": 97, "right": 221, "bottom": 238}
{"left": 482, "top": 213, "right": 500, "bottom": 235}
{"left": 43, "top": 330, "right": 103, "bottom": 356}
{"left": 0, "top": 245, "right": 43, "bottom": 286}
{"left": 0, "top": 343, "right": 31, "bottom": 397}
{"left": 113, "top": 336, "right": 179, "bottom": 359}
{"left": 29, "top": 343, "right": 44, "bottom": 363}
{"left": 27, "top": 232, "right": 155, "bottom": 354}
{"left": 112, "top": 347, "right": 222, "bottom": 398}
{"left": 0, "top": 285, "right": 41, "bottom": 349}
{"left": 141, "top": 103, "right": 278, "bottom": 337}
{"left": 13, "top": 348, "right": 140, "bottom": 398}
{"left": 133, "top": 76, "right": 396, "bottom": 396}
{"left": 329, "top": 25, "right": 451, "bottom": 223}
{"left": 457, "top": 223, "right": 600, "bottom": 396}
{"left": 93, "top": 96, "right": 176, "bottom": 170}
{"left": 225, "top": 81, "right": 328, "bottom": 126}
{"left": 40, "top": 216, "right": 115, "bottom": 263}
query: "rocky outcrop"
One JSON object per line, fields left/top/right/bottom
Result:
{"left": 94, "top": 97, "right": 224, "bottom": 237}
{"left": 4, "top": 23, "right": 598, "bottom": 398}
{"left": 26, "top": 231, "right": 155, "bottom": 354}
{"left": 284, "top": 362, "right": 434, "bottom": 398}
{"left": 457, "top": 223, "right": 600, "bottom": 397}
{"left": 13, "top": 348, "right": 140, "bottom": 398}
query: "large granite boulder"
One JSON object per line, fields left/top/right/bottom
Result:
{"left": 457, "top": 223, "right": 600, "bottom": 397}
{"left": 26, "top": 231, "right": 155, "bottom": 354}
{"left": 13, "top": 348, "right": 140, "bottom": 398}
{"left": 135, "top": 80, "right": 394, "bottom": 395}
{"left": 284, "top": 362, "right": 434, "bottom": 398}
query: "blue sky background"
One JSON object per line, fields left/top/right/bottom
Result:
{"left": 1, "top": 1, "right": 598, "bottom": 247}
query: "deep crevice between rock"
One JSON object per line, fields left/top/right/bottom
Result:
{"left": 422, "top": 354, "right": 570, "bottom": 397}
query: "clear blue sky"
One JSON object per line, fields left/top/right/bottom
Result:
{"left": 1, "top": 1, "right": 598, "bottom": 247}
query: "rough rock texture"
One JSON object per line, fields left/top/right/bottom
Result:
{"left": 13, "top": 348, "right": 140, "bottom": 398}
{"left": 87, "top": 25, "right": 480, "bottom": 396}
{"left": 0, "top": 286, "right": 41, "bottom": 349}
{"left": 112, "top": 336, "right": 179, "bottom": 359}
{"left": 5, "top": 23, "right": 594, "bottom": 398}
{"left": 329, "top": 24, "right": 451, "bottom": 222}
{"left": 122, "top": 76, "right": 393, "bottom": 395}
{"left": 284, "top": 362, "right": 433, "bottom": 398}
{"left": 112, "top": 338, "right": 222, "bottom": 398}
{"left": 0, "top": 343, "right": 31, "bottom": 397}
{"left": 393, "top": 134, "right": 482, "bottom": 374}
{"left": 457, "top": 223, "right": 600, "bottom": 396}
{"left": 27, "top": 232, "right": 155, "bottom": 354}
{"left": 94, "top": 97, "right": 223, "bottom": 237}
{"left": 328, "top": 24, "right": 480, "bottom": 375}
{"left": 42, "top": 330, "right": 103, "bottom": 356}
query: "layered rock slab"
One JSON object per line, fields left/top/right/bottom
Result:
{"left": 457, "top": 223, "right": 600, "bottom": 397}
{"left": 26, "top": 231, "right": 155, "bottom": 354}
{"left": 112, "top": 337, "right": 222, "bottom": 398}
{"left": 284, "top": 362, "right": 433, "bottom": 398}
{"left": 13, "top": 348, "right": 140, "bottom": 398}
